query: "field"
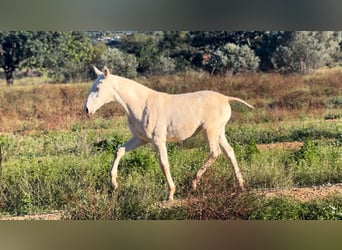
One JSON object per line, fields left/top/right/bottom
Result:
{"left": 0, "top": 70, "right": 341, "bottom": 219}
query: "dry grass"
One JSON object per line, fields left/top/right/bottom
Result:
{"left": 0, "top": 71, "right": 341, "bottom": 134}
{"left": 0, "top": 70, "right": 341, "bottom": 220}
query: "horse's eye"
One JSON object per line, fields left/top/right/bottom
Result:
{"left": 96, "top": 82, "right": 102, "bottom": 91}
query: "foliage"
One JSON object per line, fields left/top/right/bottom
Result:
{"left": 149, "top": 55, "right": 176, "bottom": 75}
{"left": 98, "top": 47, "right": 138, "bottom": 78}
{"left": 0, "top": 31, "right": 95, "bottom": 83}
{"left": 271, "top": 31, "right": 342, "bottom": 74}
{"left": 204, "top": 43, "right": 260, "bottom": 74}
{"left": 2, "top": 31, "right": 342, "bottom": 83}
{"left": 116, "top": 32, "right": 162, "bottom": 75}
{"left": 44, "top": 32, "right": 94, "bottom": 82}
{"left": 248, "top": 195, "right": 342, "bottom": 220}
{"left": 0, "top": 31, "right": 34, "bottom": 84}
{"left": 93, "top": 133, "right": 125, "bottom": 153}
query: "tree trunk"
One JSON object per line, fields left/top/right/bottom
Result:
{"left": 4, "top": 65, "right": 14, "bottom": 85}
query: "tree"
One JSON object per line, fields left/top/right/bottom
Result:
{"left": 188, "top": 31, "right": 264, "bottom": 71}
{"left": 99, "top": 47, "right": 138, "bottom": 78}
{"left": 148, "top": 55, "right": 176, "bottom": 75}
{"left": 0, "top": 31, "right": 31, "bottom": 84}
{"left": 271, "top": 31, "right": 342, "bottom": 74}
{"left": 0, "top": 31, "right": 95, "bottom": 84}
{"left": 115, "top": 32, "right": 160, "bottom": 75}
{"left": 204, "top": 43, "right": 260, "bottom": 75}
{"left": 44, "top": 31, "right": 94, "bottom": 82}
{"left": 158, "top": 31, "right": 192, "bottom": 72}
{"left": 253, "top": 31, "right": 292, "bottom": 71}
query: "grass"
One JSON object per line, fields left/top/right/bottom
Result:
{"left": 0, "top": 118, "right": 340, "bottom": 219}
{"left": 1, "top": 69, "right": 341, "bottom": 133}
{"left": 0, "top": 70, "right": 341, "bottom": 219}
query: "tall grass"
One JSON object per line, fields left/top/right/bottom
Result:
{"left": 0, "top": 71, "right": 341, "bottom": 133}
{"left": 0, "top": 71, "right": 341, "bottom": 219}
{"left": 0, "top": 118, "right": 340, "bottom": 218}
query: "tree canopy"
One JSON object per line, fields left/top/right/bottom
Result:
{"left": 1, "top": 31, "right": 342, "bottom": 84}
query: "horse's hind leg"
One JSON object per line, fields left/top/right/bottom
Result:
{"left": 218, "top": 129, "right": 245, "bottom": 191}
{"left": 192, "top": 129, "right": 221, "bottom": 190}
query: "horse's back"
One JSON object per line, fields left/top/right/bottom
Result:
{"left": 155, "top": 91, "right": 230, "bottom": 141}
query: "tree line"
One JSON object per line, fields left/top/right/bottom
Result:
{"left": 1, "top": 31, "right": 342, "bottom": 84}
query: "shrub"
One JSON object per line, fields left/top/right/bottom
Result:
{"left": 148, "top": 55, "right": 176, "bottom": 75}
{"left": 271, "top": 31, "right": 341, "bottom": 74}
{"left": 99, "top": 48, "right": 138, "bottom": 78}
{"left": 204, "top": 43, "right": 260, "bottom": 74}
{"left": 93, "top": 133, "right": 125, "bottom": 153}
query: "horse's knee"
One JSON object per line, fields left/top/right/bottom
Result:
{"left": 115, "top": 147, "right": 125, "bottom": 158}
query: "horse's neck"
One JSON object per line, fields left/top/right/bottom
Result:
{"left": 109, "top": 75, "right": 154, "bottom": 118}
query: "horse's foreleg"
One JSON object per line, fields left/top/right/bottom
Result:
{"left": 111, "top": 136, "right": 145, "bottom": 190}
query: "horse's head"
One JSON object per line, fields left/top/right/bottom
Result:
{"left": 85, "top": 66, "right": 114, "bottom": 115}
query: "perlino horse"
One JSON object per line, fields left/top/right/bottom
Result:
{"left": 85, "top": 66, "right": 254, "bottom": 201}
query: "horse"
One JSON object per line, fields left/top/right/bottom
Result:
{"left": 85, "top": 66, "right": 254, "bottom": 201}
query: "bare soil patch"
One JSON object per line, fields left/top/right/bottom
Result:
{"left": 257, "top": 141, "right": 304, "bottom": 151}
{"left": 258, "top": 183, "right": 342, "bottom": 202}
{"left": 0, "top": 210, "right": 62, "bottom": 221}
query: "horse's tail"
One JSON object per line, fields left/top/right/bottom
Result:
{"left": 227, "top": 96, "right": 254, "bottom": 109}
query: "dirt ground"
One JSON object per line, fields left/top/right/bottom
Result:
{"left": 0, "top": 210, "right": 62, "bottom": 221}
{"left": 256, "top": 141, "right": 304, "bottom": 150}
{"left": 258, "top": 183, "right": 342, "bottom": 202}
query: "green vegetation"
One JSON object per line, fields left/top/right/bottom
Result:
{"left": 0, "top": 67, "right": 341, "bottom": 219}
{"left": 0, "top": 114, "right": 340, "bottom": 219}
{"left": 2, "top": 31, "right": 342, "bottom": 84}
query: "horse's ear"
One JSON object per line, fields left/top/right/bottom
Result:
{"left": 93, "top": 66, "right": 102, "bottom": 76}
{"left": 103, "top": 66, "right": 110, "bottom": 77}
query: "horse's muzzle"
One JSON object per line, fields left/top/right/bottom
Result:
{"left": 84, "top": 106, "right": 89, "bottom": 114}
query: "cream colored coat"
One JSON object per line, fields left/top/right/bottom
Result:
{"left": 85, "top": 66, "right": 253, "bottom": 201}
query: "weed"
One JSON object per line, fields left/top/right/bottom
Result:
{"left": 93, "top": 133, "right": 125, "bottom": 153}
{"left": 290, "top": 140, "right": 342, "bottom": 186}
{"left": 248, "top": 195, "right": 342, "bottom": 220}
{"left": 120, "top": 149, "right": 158, "bottom": 175}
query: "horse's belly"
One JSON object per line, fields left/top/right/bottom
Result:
{"left": 166, "top": 121, "right": 201, "bottom": 142}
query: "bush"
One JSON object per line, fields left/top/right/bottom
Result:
{"left": 148, "top": 55, "right": 176, "bottom": 75}
{"left": 271, "top": 31, "right": 341, "bottom": 74}
{"left": 99, "top": 48, "right": 138, "bottom": 78}
{"left": 204, "top": 43, "right": 260, "bottom": 74}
